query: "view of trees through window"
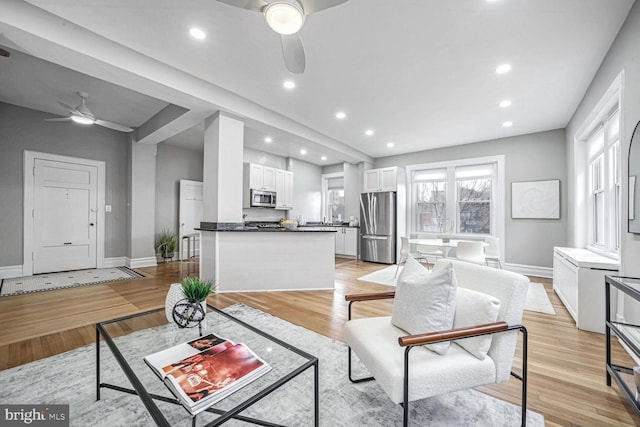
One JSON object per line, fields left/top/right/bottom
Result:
{"left": 457, "top": 177, "right": 491, "bottom": 234}
{"left": 415, "top": 180, "right": 446, "bottom": 232}
{"left": 327, "top": 189, "right": 345, "bottom": 223}
{"left": 412, "top": 163, "right": 494, "bottom": 236}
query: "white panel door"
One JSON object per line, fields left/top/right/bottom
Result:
{"left": 33, "top": 159, "right": 98, "bottom": 273}
{"left": 179, "top": 180, "right": 203, "bottom": 260}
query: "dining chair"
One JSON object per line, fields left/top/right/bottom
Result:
{"left": 484, "top": 236, "right": 502, "bottom": 268}
{"left": 455, "top": 241, "right": 486, "bottom": 265}
{"left": 395, "top": 237, "right": 425, "bottom": 277}
{"left": 415, "top": 244, "right": 443, "bottom": 270}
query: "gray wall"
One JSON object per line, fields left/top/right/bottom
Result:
{"left": 566, "top": 0, "right": 640, "bottom": 277}
{"left": 564, "top": 2, "right": 640, "bottom": 322}
{"left": 155, "top": 143, "right": 204, "bottom": 235}
{"left": 374, "top": 129, "right": 568, "bottom": 268}
{"left": 0, "top": 102, "right": 129, "bottom": 266}
{"left": 289, "top": 158, "right": 322, "bottom": 223}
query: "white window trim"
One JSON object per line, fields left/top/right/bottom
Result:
{"left": 574, "top": 71, "right": 624, "bottom": 260}
{"left": 405, "top": 155, "right": 505, "bottom": 258}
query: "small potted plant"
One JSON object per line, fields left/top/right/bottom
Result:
{"left": 181, "top": 276, "right": 213, "bottom": 303}
{"left": 156, "top": 229, "right": 178, "bottom": 261}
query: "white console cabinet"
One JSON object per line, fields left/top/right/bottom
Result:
{"left": 552, "top": 247, "right": 619, "bottom": 333}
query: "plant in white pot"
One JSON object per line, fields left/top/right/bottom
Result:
{"left": 164, "top": 276, "right": 213, "bottom": 327}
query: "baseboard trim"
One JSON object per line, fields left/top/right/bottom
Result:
{"left": 0, "top": 265, "right": 24, "bottom": 279}
{"left": 504, "top": 263, "right": 552, "bottom": 278}
{"left": 127, "top": 257, "right": 158, "bottom": 268}
{"left": 102, "top": 257, "right": 127, "bottom": 268}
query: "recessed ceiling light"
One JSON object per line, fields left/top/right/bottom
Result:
{"left": 387, "top": 142, "right": 395, "bottom": 148}
{"left": 335, "top": 111, "right": 346, "bottom": 120}
{"left": 189, "top": 28, "right": 206, "bottom": 40}
{"left": 365, "top": 129, "right": 374, "bottom": 136}
{"left": 502, "top": 121, "right": 513, "bottom": 127}
{"left": 499, "top": 99, "right": 512, "bottom": 108}
{"left": 496, "top": 64, "right": 511, "bottom": 74}
{"left": 300, "top": 149, "right": 307, "bottom": 155}
{"left": 283, "top": 80, "right": 296, "bottom": 89}
{"left": 264, "top": 137, "right": 273, "bottom": 143}
{"left": 321, "top": 156, "right": 327, "bottom": 161}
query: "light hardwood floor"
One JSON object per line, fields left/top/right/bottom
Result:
{"left": 0, "top": 258, "right": 638, "bottom": 426}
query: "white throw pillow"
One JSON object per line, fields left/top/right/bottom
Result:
{"left": 391, "top": 258, "right": 457, "bottom": 355}
{"left": 453, "top": 287, "right": 501, "bottom": 360}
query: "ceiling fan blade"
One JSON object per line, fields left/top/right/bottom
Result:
{"left": 297, "top": 0, "right": 349, "bottom": 14}
{"left": 217, "top": 0, "right": 267, "bottom": 12}
{"left": 45, "top": 117, "right": 72, "bottom": 122}
{"left": 281, "top": 33, "right": 306, "bottom": 74}
{"left": 57, "top": 100, "right": 80, "bottom": 114}
{"left": 95, "top": 119, "right": 134, "bottom": 133}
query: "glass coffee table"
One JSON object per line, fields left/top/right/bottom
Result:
{"left": 96, "top": 304, "right": 319, "bottom": 426}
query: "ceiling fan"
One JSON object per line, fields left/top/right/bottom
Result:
{"left": 46, "top": 91, "right": 133, "bottom": 132}
{"left": 217, "top": 0, "right": 349, "bottom": 74}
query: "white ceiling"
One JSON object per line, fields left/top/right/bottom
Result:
{"left": 0, "top": 0, "right": 635, "bottom": 165}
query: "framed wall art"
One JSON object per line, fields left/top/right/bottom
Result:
{"left": 511, "top": 179, "right": 560, "bottom": 219}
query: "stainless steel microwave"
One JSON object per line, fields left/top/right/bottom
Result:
{"left": 250, "top": 189, "right": 277, "bottom": 208}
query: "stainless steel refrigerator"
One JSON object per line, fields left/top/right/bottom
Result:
{"left": 360, "top": 192, "right": 396, "bottom": 264}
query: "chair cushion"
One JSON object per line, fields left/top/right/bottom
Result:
{"left": 345, "top": 316, "right": 496, "bottom": 404}
{"left": 454, "top": 287, "right": 501, "bottom": 360}
{"left": 391, "top": 258, "right": 457, "bottom": 355}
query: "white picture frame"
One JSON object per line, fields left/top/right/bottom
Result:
{"left": 511, "top": 180, "right": 560, "bottom": 219}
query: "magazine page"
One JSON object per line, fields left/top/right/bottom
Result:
{"left": 144, "top": 333, "right": 231, "bottom": 378}
{"left": 163, "top": 343, "right": 271, "bottom": 412}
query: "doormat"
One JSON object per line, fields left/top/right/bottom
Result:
{"left": 0, "top": 267, "right": 145, "bottom": 297}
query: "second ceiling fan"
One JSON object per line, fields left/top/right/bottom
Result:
{"left": 217, "top": 0, "right": 349, "bottom": 74}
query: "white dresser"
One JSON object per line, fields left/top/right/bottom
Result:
{"left": 553, "top": 247, "right": 619, "bottom": 333}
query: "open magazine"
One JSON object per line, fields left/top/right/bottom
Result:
{"left": 144, "top": 333, "right": 271, "bottom": 415}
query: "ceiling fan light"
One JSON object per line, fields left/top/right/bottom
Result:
{"left": 264, "top": 2, "right": 305, "bottom": 35}
{"left": 71, "top": 114, "right": 95, "bottom": 125}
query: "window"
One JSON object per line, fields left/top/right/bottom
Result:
{"left": 585, "top": 109, "right": 621, "bottom": 253}
{"left": 456, "top": 166, "right": 492, "bottom": 234}
{"left": 574, "top": 72, "right": 623, "bottom": 256}
{"left": 322, "top": 174, "right": 344, "bottom": 223}
{"left": 414, "top": 170, "right": 446, "bottom": 232}
{"left": 408, "top": 157, "right": 503, "bottom": 238}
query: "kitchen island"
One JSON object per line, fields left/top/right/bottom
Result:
{"left": 197, "top": 224, "right": 337, "bottom": 292}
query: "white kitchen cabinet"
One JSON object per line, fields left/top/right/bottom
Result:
{"left": 364, "top": 167, "right": 398, "bottom": 192}
{"left": 335, "top": 227, "right": 358, "bottom": 257}
{"left": 275, "top": 169, "right": 294, "bottom": 210}
{"left": 245, "top": 163, "right": 276, "bottom": 191}
{"left": 552, "top": 247, "right": 619, "bottom": 333}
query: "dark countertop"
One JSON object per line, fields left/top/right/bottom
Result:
{"left": 196, "top": 221, "right": 360, "bottom": 232}
{"left": 196, "top": 225, "right": 337, "bottom": 232}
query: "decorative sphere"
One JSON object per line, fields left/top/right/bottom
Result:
{"left": 172, "top": 299, "right": 205, "bottom": 328}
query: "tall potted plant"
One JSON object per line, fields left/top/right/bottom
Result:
{"left": 156, "top": 229, "right": 177, "bottom": 261}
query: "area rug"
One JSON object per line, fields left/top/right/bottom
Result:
{"left": 525, "top": 282, "right": 556, "bottom": 315}
{"left": 0, "top": 267, "right": 144, "bottom": 297}
{"left": 357, "top": 265, "right": 555, "bottom": 315}
{"left": 0, "top": 303, "right": 544, "bottom": 426}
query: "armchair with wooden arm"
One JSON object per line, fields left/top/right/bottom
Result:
{"left": 344, "top": 259, "right": 529, "bottom": 427}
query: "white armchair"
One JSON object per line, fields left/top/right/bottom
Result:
{"left": 345, "top": 259, "right": 529, "bottom": 426}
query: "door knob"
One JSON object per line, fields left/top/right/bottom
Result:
{"left": 90, "top": 223, "right": 95, "bottom": 226}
